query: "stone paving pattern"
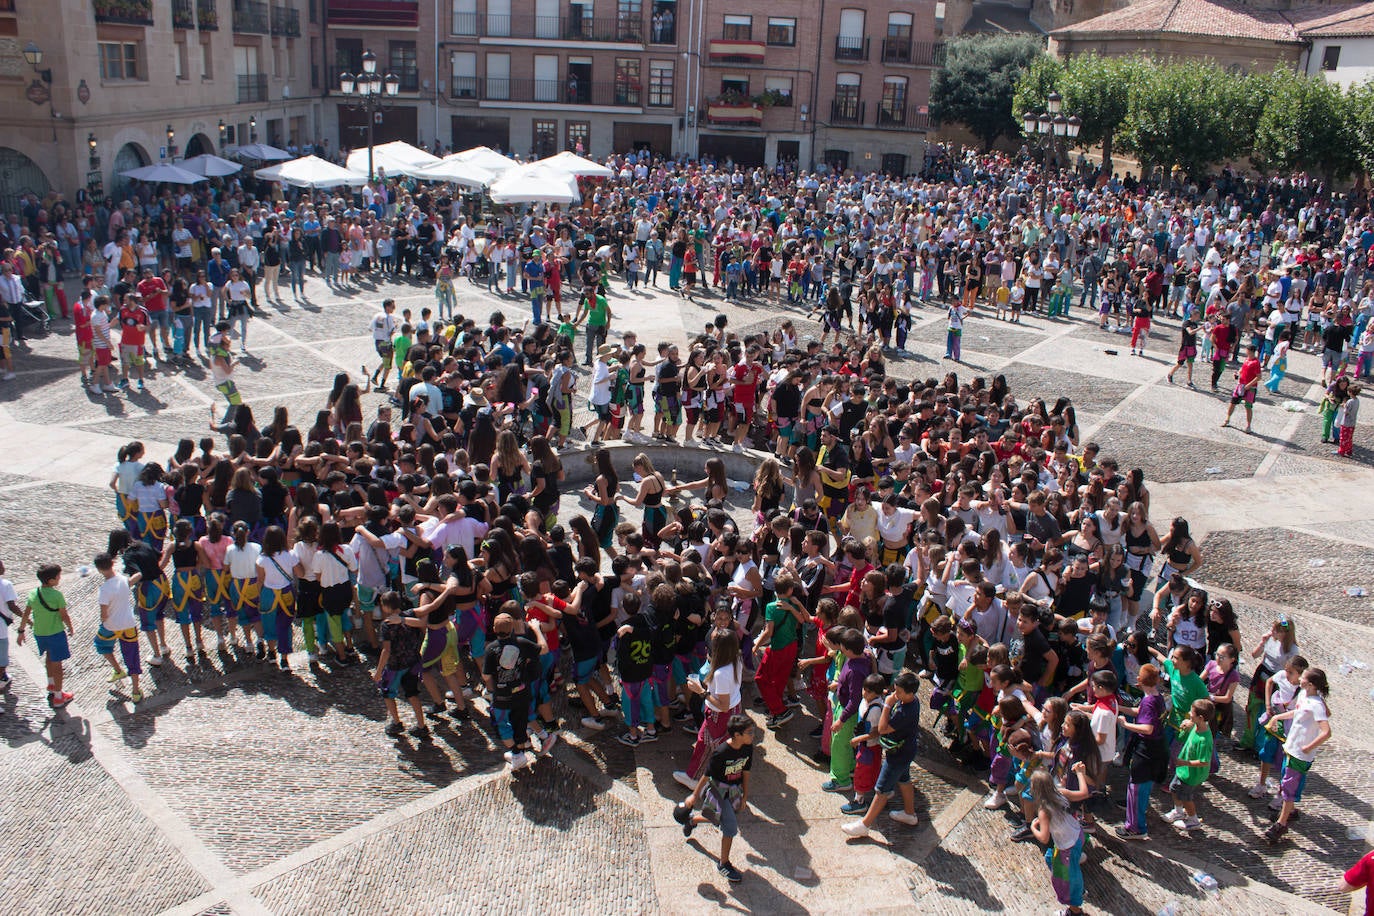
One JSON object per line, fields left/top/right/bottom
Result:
{"left": 0, "top": 269, "right": 1370, "bottom": 914}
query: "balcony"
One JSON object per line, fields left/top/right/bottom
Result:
{"left": 232, "top": 0, "right": 269, "bottom": 31}
{"left": 451, "top": 13, "right": 642, "bottom": 42}
{"left": 328, "top": 0, "right": 418, "bottom": 28}
{"left": 706, "top": 98, "right": 763, "bottom": 126}
{"left": 450, "top": 77, "right": 646, "bottom": 107}
{"left": 270, "top": 4, "right": 300, "bottom": 35}
{"left": 707, "top": 39, "right": 765, "bottom": 62}
{"left": 830, "top": 98, "right": 864, "bottom": 124}
{"left": 834, "top": 35, "right": 868, "bottom": 61}
{"left": 173, "top": 0, "right": 195, "bottom": 28}
{"left": 198, "top": 0, "right": 218, "bottom": 29}
{"left": 875, "top": 104, "right": 931, "bottom": 130}
{"left": 237, "top": 72, "right": 268, "bottom": 103}
{"left": 881, "top": 38, "right": 945, "bottom": 66}
{"left": 93, "top": 0, "right": 153, "bottom": 25}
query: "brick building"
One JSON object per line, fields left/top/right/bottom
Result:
{"left": 0, "top": 0, "right": 316, "bottom": 210}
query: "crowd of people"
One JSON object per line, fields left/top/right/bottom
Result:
{"left": 3, "top": 146, "right": 1364, "bottom": 904}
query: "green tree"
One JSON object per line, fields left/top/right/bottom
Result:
{"left": 932, "top": 33, "right": 1045, "bottom": 149}
{"left": 1059, "top": 53, "right": 1140, "bottom": 172}
{"left": 1120, "top": 60, "right": 1238, "bottom": 177}
{"left": 1346, "top": 80, "right": 1374, "bottom": 179}
{"left": 1011, "top": 54, "right": 1064, "bottom": 123}
{"left": 1254, "top": 68, "right": 1357, "bottom": 182}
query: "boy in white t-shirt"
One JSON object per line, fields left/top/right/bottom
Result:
{"left": 0, "top": 559, "right": 19, "bottom": 690}
{"left": 1081, "top": 669, "right": 1119, "bottom": 766}
{"left": 95, "top": 552, "right": 146, "bottom": 702}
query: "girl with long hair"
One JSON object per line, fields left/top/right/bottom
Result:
{"left": 583, "top": 447, "right": 620, "bottom": 557}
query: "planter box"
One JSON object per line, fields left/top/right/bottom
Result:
{"left": 707, "top": 102, "right": 763, "bottom": 125}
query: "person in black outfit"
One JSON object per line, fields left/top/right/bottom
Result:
{"left": 482, "top": 607, "right": 550, "bottom": 768}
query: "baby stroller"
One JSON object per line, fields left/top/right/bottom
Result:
{"left": 416, "top": 246, "right": 439, "bottom": 281}
{"left": 16, "top": 299, "right": 50, "bottom": 337}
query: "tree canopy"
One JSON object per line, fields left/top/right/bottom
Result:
{"left": 932, "top": 33, "right": 1046, "bottom": 149}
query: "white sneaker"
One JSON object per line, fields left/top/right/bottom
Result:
{"left": 1247, "top": 783, "right": 1267, "bottom": 799}
{"left": 581, "top": 715, "right": 606, "bottom": 731}
{"left": 1268, "top": 796, "right": 1282, "bottom": 811}
{"left": 983, "top": 789, "right": 1007, "bottom": 810}
{"left": 841, "top": 820, "right": 871, "bottom": 838}
{"left": 1161, "top": 807, "right": 1184, "bottom": 824}
{"left": 889, "top": 810, "right": 920, "bottom": 826}
{"left": 2, "top": 372, "right": 14, "bottom": 381}
{"left": 1175, "top": 816, "right": 1202, "bottom": 831}
{"left": 732, "top": 443, "right": 744, "bottom": 453}
{"left": 673, "top": 770, "right": 697, "bottom": 790}
{"left": 146, "top": 655, "right": 163, "bottom": 667}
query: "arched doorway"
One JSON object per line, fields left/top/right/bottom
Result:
{"left": 110, "top": 143, "right": 150, "bottom": 202}
{"left": 184, "top": 133, "right": 214, "bottom": 158}
{"left": 0, "top": 147, "right": 52, "bottom": 217}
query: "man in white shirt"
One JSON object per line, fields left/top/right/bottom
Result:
{"left": 95, "top": 552, "right": 145, "bottom": 702}
{"left": 0, "top": 559, "right": 19, "bottom": 688}
{"left": 369, "top": 298, "right": 398, "bottom": 390}
{"left": 588, "top": 343, "right": 617, "bottom": 445}
{"left": 90, "top": 294, "right": 118, "bottom": 393}
{"left": 235, "top": 239, "right": 261, "bottom": 310}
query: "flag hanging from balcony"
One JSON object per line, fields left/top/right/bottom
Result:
{"left": 707, "top": 40, "right": 766, "bottom": 62}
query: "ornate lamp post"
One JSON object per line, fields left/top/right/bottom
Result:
{"left": 336, "top": 50, "right": 400, "bottom": 182}
{"left": 1022, "top": 91, "right": 1081, "bottom": 169}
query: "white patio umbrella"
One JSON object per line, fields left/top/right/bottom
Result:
{"left": 410, "top": 155, "right": 503, "bottom": 188}
{"left": 232, "top": 142, "right": 293, "bottom": 161}
{"left": 534, "top": 150, "right": 614, "bottom": 178}
{"left": 346, "top": 140, "right": 441, "bottom": 177}
{"left": 120, "top": 163, "right": 208, "bottom": 184}
{"left": 181, "top": 154, "right": 243, "bottom": 177}
{"left": 488, "top": 164, "right": 580, "bottom": 205}
{"left": 254, "top": 155, "right": 367, "bottom": 189}
{"left": 451, "top": 145, "right": 519, "bottom": 174}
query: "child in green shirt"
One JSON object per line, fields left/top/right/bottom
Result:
{"left": 1163, "top": 698, "right": 1215, "bottom": 832}
{"left": 16, "top": 563, "right": 75, "bottom": 708}
{"left": 392, "top": 323, "right": 414, "bottom": 371}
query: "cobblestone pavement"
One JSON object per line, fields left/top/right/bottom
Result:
{"left": 1, "top": 271, "right": 1371, "bottom": 914}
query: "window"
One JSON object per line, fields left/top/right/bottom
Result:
{"left": 533, "top": 53, "right": 557, "bottom": 102}
{"left": 766, "top": 17, "right": 795, "bottom": 46}
{"left": 175, "top": 40, "right": 189, "bottom": 80}
{"left": 390, "top": 41, "right": 417, "bottom": 90}
{"left": 487, "top": 0, "right": 510, "bottom": 37}
{"left": 722, "top": 14, "right": 751, "bottom": 40}
{"left": 566, "top": 120, "right": 590, "bottom": 153}
{"left": 879, "top": 76, "right": 907, "bottom": 124}
{"left": 720, "top": 75, "right": 749, "bottom": 97}
{"left": 334, "top": 37, "right": 361, "bottom": 73}
{"left": 763, "top": 75, "right": 792, "bottom": 106}
{"left": 533, "top": 119, "right": 557, "bottom": 157}
{"left": 1322, "top": 45, "right": 1341, "bottom": 71}
{"left": 837, "top": 8, "right": 865, "bottom": 59}
{"left": 452, "top": 0, "right": 477, "bottom": 34}
{"left": 451, "top": 51, "right": 477, "bottom": 97}
{"left": 833, "top": 72, "right": 860, "bottom": 121}
{"left": 614, "top": 58, "right": 641, "bottom": 105}
{"left": 648, "top": 60, "right": 673, "bottom": 106}
{"left": 487, "top": 52, "right": 511, "bottom": 99}
{"left": 884, "top": 11, "right": 912, "bottom": 62}
{"left": 99, "top": 41, "right": 141, "bottom": 81}
{"left": 201, "top": 40, "right": 214, "bottom": 80}
{"left": 651, "top": 0, "right": 676, "bottom": 43}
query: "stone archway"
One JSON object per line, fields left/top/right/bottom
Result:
{"left": 184, "top": 133, "right": 214, "bottom": 159}
{"left": 110, "top": 142, "right": 151, "bottom": 202}
{"left": 0, "top": 147, "right": 53, "bottom": 217}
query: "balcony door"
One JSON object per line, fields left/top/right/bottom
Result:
{"left": 487, "top": 0, "right": 510, "bottom": 37}
{"left": 534, "top": 54, "right": 558, "bottom": 102}
{"left": 535, "top": 0, "right": 558, "bottom": 39}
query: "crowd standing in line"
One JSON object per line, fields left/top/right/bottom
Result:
{"left": 4, "top": 146, "right": 1361, "bottom": 903}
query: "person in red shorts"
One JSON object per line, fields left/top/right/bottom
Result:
{"left": 89, "top": 294, "right": 118, "bottom": 395}
{"left": 136, "top": 267, "right": 171, "bottom": 364}
{"left": 72, "top": 286, "right": 95, "bottom": 388}
{"left": 1221, "top": 344, "right": 1261, "bottom": 434}
{"left": 117, "top": 294, "right": 150, "bottom": 392}
{"left": 729, "top": 345, "right": 765, "bottom": 453}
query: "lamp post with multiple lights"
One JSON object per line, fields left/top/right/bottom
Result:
{"left": 1022, "top": 91, "right": 1082, "bottom": 170}
{"left": 336, "top": 50, "right": 400, "bottom": 182}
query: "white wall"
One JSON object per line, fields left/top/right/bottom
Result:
{"left": 1308, "top": 37, "right": 1374, "bottom": 88}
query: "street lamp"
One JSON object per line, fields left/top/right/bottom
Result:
{"left": 336, "top": 48, "right": 400, "bottom": 182}
{"left": 1025, "top": 93, "right": 1080, "bottom": 170}
{"left": 166, "top": 123, "right": 176, "bottom": 158}
{"left": 218, "top": 119, "right": 226, "bottom": 149}
{"left": 88, "top": 132, "right": 99, "bottom": 169}
{"left": 249, "top": 115, "right": 258, "bottom": 143}
{"left": 22, "top": 41, "right": 57, "bottom": 140}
